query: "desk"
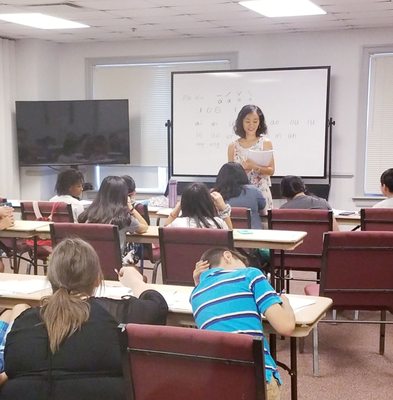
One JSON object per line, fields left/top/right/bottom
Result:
{"left": 0, "top": 272, "right": 332, "bottom": 400}
{"left": 0, "top": 220, "right": 50, "bottom": 239}
{"left": 0, "top": 221, "right": 52, "bottom": 273}
{"left": 127, "top": 226, "right": 307, "bottom": 251}
{"left": 334, "top": 212, "right": 361, "bottom": 230}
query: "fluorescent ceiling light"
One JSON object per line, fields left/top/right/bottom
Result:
{"left": 0, "top": 13, "right": 89, "bottom": 29}
{"left": 239, "top": 0, "right": 326, "bottom": 17}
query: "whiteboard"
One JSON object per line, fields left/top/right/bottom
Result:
{"left": 171, "top": 67, "right": 330, "bottom": 178}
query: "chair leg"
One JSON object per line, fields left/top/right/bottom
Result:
{"left": 354, "top": 310, "right": 359, "bottom": 320}
{"left": 312, "top": 326, "right": 320, "bottom": 377}
{"left": 379, "top": 310, "right": 386, "bottom": 355}
{"left": 152, "top": 261, "right": 161, "bottom": 284}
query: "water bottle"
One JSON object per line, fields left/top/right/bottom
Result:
{"left": 168, "top": 179, "right": 178, "bottom": 208}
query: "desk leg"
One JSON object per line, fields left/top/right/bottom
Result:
{"left": 12, "top": 238, "right": 19, "bottom": 274}
{"left": 269, "top": 333, "right": 277, "bottom": 360}
{"left": 33, "top": 237, "right": 38, "bottom": 275}
{"left": 290, "top": 337, "right": 298, "bottom": 400}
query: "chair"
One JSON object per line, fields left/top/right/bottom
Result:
{"left": 230, "top": 207, "right": 252, "bottom": 229}
{"left": 305, "top": 231, "right": 393, "bottom": 375}
{"left": 50, "top": 223, "right": 122, "bottom": 280}
{"left": 360, "top": 207, "right": 393, "bottom": 231}
{"left": 120, "top": 323, "right": 266, "bottom": 400}
{"left": 133, "top": 202, "right": 160, "bottom": 273}
{"left": 268, "top": 209, "right": 333, "bottom": 291}
{"left": 153, "top": 227, "right": 234, "bottom": 285}
{"left": 16, "top": 201, "right": 73, "bottom": 274}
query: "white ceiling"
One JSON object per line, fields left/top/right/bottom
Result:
{"left": 0, "top": 0, "right": 392, "bottom": 43}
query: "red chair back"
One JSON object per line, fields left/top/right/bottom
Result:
{"left": 360, "top": 208, "right": 393, "bottom": 231}
{"left": 268, "top": 209, "right": 333, "bottom": 271}
{"left": 122, "top": 323, "right": 266, "bottom": 400}
{"left": 158, "top": 227, "right": 234, "bottom": 286}
{"left": 21, "top": 201, "right": 73, "bottom": 222}
{"left": 230, "top": 207, "right": 252, "bottom": 229}
{"left": 50, "top": 223, "right": 122, "bottom": 280}
{"left": 320, "top": 231, "right": 393, "bottom": 310}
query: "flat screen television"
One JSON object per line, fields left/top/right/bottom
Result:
{"left": 16, "top": 99, "right": 130, "bottom": 166}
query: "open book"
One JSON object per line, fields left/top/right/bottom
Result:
{"left": 246, "top": 149, "right": 274, "bottom": 166}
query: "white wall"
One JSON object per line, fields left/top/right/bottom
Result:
{"left": 11, "top": 28, "right": 393, "bottom": 207}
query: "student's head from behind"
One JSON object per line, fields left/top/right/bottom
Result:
{"left": 280, "top": 175, "right": 306, "bottom": 199}
{"left": 42, "top": 238, "right": 103, "bottom": 353}
{"left": 121, "top": 175, "right": 136, "bottom": 196}
{"left": 96, "top": 175, "right": 129, "bottom": 207}
{"left": 380, "top": 168, "right": 393, "bottom": 194}
{"left": 215, "top": 162, "right": 249, "bottom": 200}
{"left": 55, "top": 169, "right": 84, "bottom": 198}
{"left": 181, "top": 182, "right": 217, "bottom": 219}
{"left": 200, "top": 247, "right": 248, "bottom": 270}
{"left": 234, "top": 104, "right": 267, "bottom": 138}
{"left": 47, "top": 238, "right": 103, "bottom": 295}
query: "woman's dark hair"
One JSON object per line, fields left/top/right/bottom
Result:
{"left": 180, "top": 182, "right": 221, "bottom": 228}
{"left": 280, "top": 175, "right": 307, "bottom": 199}
{"left": 234, "top": 104, "right": 267, "bottom": 138}
{"left": 78, "top": 175, "right": 131, "bottom": 229}
{"left": 55, "top": 169, "right": 84, "bottom": 196}
{"left": 214, "top": 162, "right": 249, "bottom": 200}
{"left": 380, "top": 168, "right": 393, "bottom": 192}
{"left": 121, "top": 175, "right": 136, "bottom": 194}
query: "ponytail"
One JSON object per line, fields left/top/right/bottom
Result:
{"left": 41, "top": 288, "right": 90, "bottom": 353}
{"left": 42, "top": 238, "right": 103, "bottom": 353}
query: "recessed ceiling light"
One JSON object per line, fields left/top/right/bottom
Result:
{"left": 239, "top": 0, "right": 326, "bottom": 17}
{"left": 0, "top": 13, "right": 89, "bottom": 29}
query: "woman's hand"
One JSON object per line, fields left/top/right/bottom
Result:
{"left": 210, "top": 191, "right": 226, "bottom": 211}
{"left": 193, "top": 260, "right": 210, "bottom": 285}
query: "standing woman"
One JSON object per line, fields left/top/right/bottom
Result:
{"left": 228, "top": 104, "right": 274, "bottom": 213}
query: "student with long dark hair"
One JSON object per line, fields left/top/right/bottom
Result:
{"left": 214, "top": 162, "right": 265, "bottom": 229}
{"left": 165, "top": 182, "right": 232, "bottom": 229}
{"left": 1, "top": 238, "right": 167, "bottom": 399}
{"left": 78, "top": 176, "right": 148, "bottom": 250}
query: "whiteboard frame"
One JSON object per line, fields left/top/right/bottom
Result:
{"left": 170, "top": 66, "right": 331, "bottom": 180}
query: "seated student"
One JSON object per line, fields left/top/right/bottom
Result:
{"left": 214, "top": 162, "right": 266, "bottom": 229}
{"left": 78, "top": 176, "right": 148, "bottom": 252}
{"left": 49, "top": 168, "right": 85, "bottom": 221}
{"left": 1, "top": 238, "right": 168, "bottom": 399}
{"left": 190, "top": 248, "right": 295, "bottom": 400}
{"left": 280, "top": 175, "right": 339, "bottom": 231}
{"left": 373, "top": 168, "right": 393, "bottom": 208}
{"left": 165, "top": 182, "right": 232, "bottom": 229}
{"left": 0, "top": 207, "right": 14, "bottom": 273}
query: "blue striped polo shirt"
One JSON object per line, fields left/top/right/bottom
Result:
{"left": 190, "top": 267, "right": 282, "bottom": 384}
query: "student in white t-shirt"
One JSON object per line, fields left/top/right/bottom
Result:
{"left": 50, "top": 169, "right": 85, "bottom": 222}
{"left": 373, "top": 168, "right": 393, "bottom": 208}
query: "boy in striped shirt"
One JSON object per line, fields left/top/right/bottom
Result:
{"left": 190, "top": 248, "right": 295, "bottom": 400}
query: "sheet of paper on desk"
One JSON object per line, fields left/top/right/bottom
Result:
{"left": 0, "top": 279, "right": 51, "bottom": 294}
{"left": 159, "top": 289, "right": 192, "bottom": 312}
{"left": 288, "top": 297, "right": 316, "bottom": 312}
{"left": 95, "top": 285, "right": 133, "bottom": 299}
{"left": 155, "top": 208, "right": 173, "bottom": 216}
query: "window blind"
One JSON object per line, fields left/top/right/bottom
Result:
{"left": 92, "top": 59, "right": 231, "bottom": 167}
{"left": 365, "top": 53, "right": 393, "bottom": 194}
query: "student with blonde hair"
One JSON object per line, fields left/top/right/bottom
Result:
{"left": 1, "top": 238, "right": 167, "bottom": 399}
